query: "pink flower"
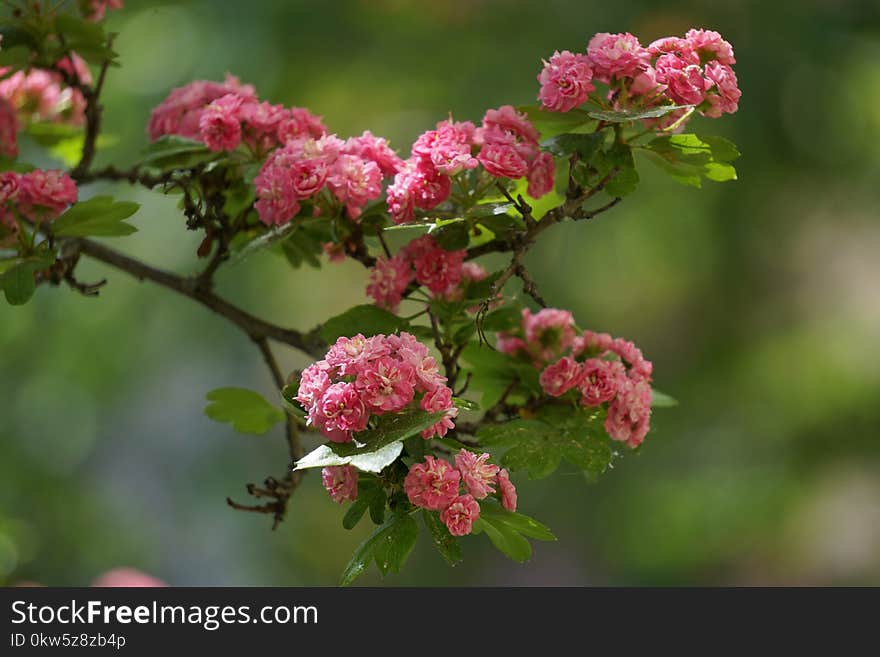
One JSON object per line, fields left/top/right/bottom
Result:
{"left": 480, "top": 105, "right": 541, "bottom": 145}
{"left": 321, "top": 465, "right": 358, "bottom": 503}
{"left": 344, "top": 130, "right": 404, "bottom": 177}
{"left": 367, "top": 254, "right": 414, "bottom": 312}
{"left": 91, "top": 568, "right": 165, "bottom": 588}
{"left": 587, "top": 32, "right": 648, "bottom": 83}
{"left": 325, "top": 334, "right": 391, "bottom": 377}
{"left": 239, "top": 100, "right": 287, "bottom": 152}
{"left": 522, "top": 307, "right": 576, "bottom": 359}
{"left": 411, "top": 237, "right": 466, "bottom": 294}
{"left": 454, "top": 450, "right": 499, "bottom": 499}
{"left": 538, "top": 50, "right": 595, "bottom": 112}
{"left": 539, "top": 356, "right": 583, "bottom": 397}
{"left": 17, "top": 170, "right": 77, "bottom": 221}
{"left": 254, "top": 164, "right": 300, "bottom": 226}
{"left": 404, "top": 456, "right": 461, "bottom": 510}
{"left": 702, "top": 62, "right": 741, "bottom": 117}
{"left": 630, "top": 65, "right": 666, "bottom": 99}
{"left": 385, "top": 160, "right": 451, "bottom": 224}
{"left": 604, "top": 379, "right": 652, "bottom": 448}
{"left": 327, "top": 154, "right": 383, "bottom": 219}
{"left": 289, "top": 157, "right": 329, "bottom": 199}
{"left": 148, "top": 75, "right": 256, "bottom": 141}
{"left": 314, "top": 382, "right": 369, "bottom": 442}
{"left": 0, "top": 171, "right": 20, "bottom": 202}
{"left": 296, "top": 361, "right": 332, "bottom": 408}
{"left": 609, "top": 337, "right": 653, "bottom": 380}
{"left": 82, "top": 0, "right": 124, "bottom": 22}
{"left": 355, "top": 356, "right": 416, "bottom": 412}
{"left": 647, "top": 37, "right": 699, "bottom": 63}
{"left": 496, "top": 334, "right": 528, "bottom": 356}
{"left": 497, "top": 469, "right": 517, "bottom": 512}
{"left": 0, "top": 98, "right": 18, "bottom": 159}
{"left": 579, "top": 358, "right": 625, "bottom": 406}
{"left": 276, "top": 107, "right": 327, "bottom": 142}
{"left": 685, "top": 28, "right": 736, "bottom": 65}
{"left": 655, "top": 54, "right": 707, "bottom": 106}
{"left": 574, "top": 329, "right": 615, "bottom": 356}
{"left": 440, "top": 494, "right": 480, "bottom": 536}
{"left": 198, "top": 93, "right": 244, "bottom": 151}
{"left": 478, "top": 143, "right": 529, "bottom": 179}
{"left": 412, "top": 119, "right": 478, "bottom": 176}
{"left": 461, "top": 262, "right": 488, "bottom": 282}
{"left": 420, "top": 385, "right": 458, "bottom": 439}
{"left": 527, "top": 151, "right": 555, "bottom": 198}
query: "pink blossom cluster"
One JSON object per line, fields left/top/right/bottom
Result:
{"left": 148, "top": 75, "right": 328, "bottom": 158}
{"left": 0, "top": 169, "right": 77, "bottom": 244}
{"left": 79, "top": 0, "right": 124, "bottom": 22}
{"left": 296, "top": 332, "right": 458, "bottom": 444}
{"left": 253, "top": 130, "right": 402, "bottom": 225}
{"left": 498, "top": 308, "right": 654, "bottom": 448}
{"left": 404, "top": 449, "right": 517, "bottom": 536}
{"left": 537, "top": 29, "right": 740, "bottom": 123}
{"left": 387, "top": 107, "right": 553, "bottom": 225}
{"left": 366, "top": 234, "right": 488, "bottom": 312}
{"left": 0, "top": 53, "right": 92, "bottom": 128}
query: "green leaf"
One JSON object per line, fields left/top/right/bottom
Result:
{"left": 588, "top": 104, "right": 692, "bottom": 123}
{"left": 319, "top": 304, "right": 411, "bottom": 343}
{"left": 204, "top": 387, "right": 285, "bottom": 435}
{"left": 0, "top": 45, "right": 32, "bottom": 69}
{"left": 0, "top": 256, "right": 53, "bottom": 306}
{"left": 342, "top": 495, "right": 371, "bottom": 530}
{"left": 480, "top": 305, "right": 523, "bottom": 332}
{"left": 452, "top": 397, "right": 480, "bottom": 412}
{"left": 422, "top": 510, "right": 463, "bottom": 566}
{"left": 603, "top": 143, "right": 639, "bottom": 198}
{"left": 542, "top": 132, "right": 605, "bottom": 159}
{"left": 478, "top": 501, "right": 556, "bottom": 542}
{"left": 140, "top": 135, "right": 219, "bottom": 172}
{"left": 473, "top": 516, "right": 532, "bottom": 563}
{"left": 638, "top": 133, "right": 739, "bottom": 188}
{"left": 52, "top": 196, "right": 139, "bottom": 237}
{"left": 340, "top": 513, "right": 418, "bottom": 585}
{"left": 294, "top": 441, "right": 405, "bottom": 474}
{"left": 478, "top": 413, "right": 613, "bottom": 480}
{"left": 518, "top": 105, "right": 595, "bottom": 139}
{"left": 332, "top": 409, "right": 446, "bottom": 457}
{"left": 295, "top": 409, "right": 445, "bottom": 473}
{"left": 369, "top": 487, "right": 387, "bottom": 525}
{"left": 651, "top": 388, "right": 679, "bottom": 408}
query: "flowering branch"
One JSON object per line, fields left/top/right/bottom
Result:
{"left": 1, "top": 3, "right": 741, "bottom": 582}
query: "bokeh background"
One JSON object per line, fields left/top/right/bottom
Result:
{"left": 2, "top": 0, "right": 879, "bottom": 586}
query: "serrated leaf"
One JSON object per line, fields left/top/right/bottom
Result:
{"left": 502, "top": 441, "right": 561, "bottom": 479}
{"left": 141, "top": 135, "right": 219, "bottom": 171}
{"left": 342, "top": 495, "right": 371, "bottom": 530}
{"left": 480, "top": 305, "right": 523, "bottom": 332}
{"left": 422, "top": 510, "right": 463, "bottom": 566}
{"left": 518, "top": 105, "right": 595, "bottom": 139}
{"left": 340, "top": 513, "right": 417, "bottom": 585}
{"left": 478, "top": 501, "right": 556, "bottom": 542}
{"left": 542, "top": 132, "right": 604, "bottom": 159}
{"left": 331, "top": 409, "right": 446, "bottom": 457}
{"left": 476, "top": 419, "right": 555, "bottom": 446}
{"left": 588, "top": 104, "right": 693, "bottom": 123}
{"left": 319, "top": 304, "right": 411, "bottom": 344}
{"left": 473, "top": 516, "right": 532, "bottom": 563}
{"left": 293, "top": 441, "right": 404, "bottom": 474}
{"left": 52, "top": 196, "right": 139, "bottom": 237}
{"left": 204, "top": 387, "right": 284, "bottom": 435}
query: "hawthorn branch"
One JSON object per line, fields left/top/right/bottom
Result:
{"left": 69, "top": 237, "right": 325, "bottom": 357}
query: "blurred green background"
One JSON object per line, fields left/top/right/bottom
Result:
{"left": 2, "top": 0, "right": 879, "bottom": 586}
